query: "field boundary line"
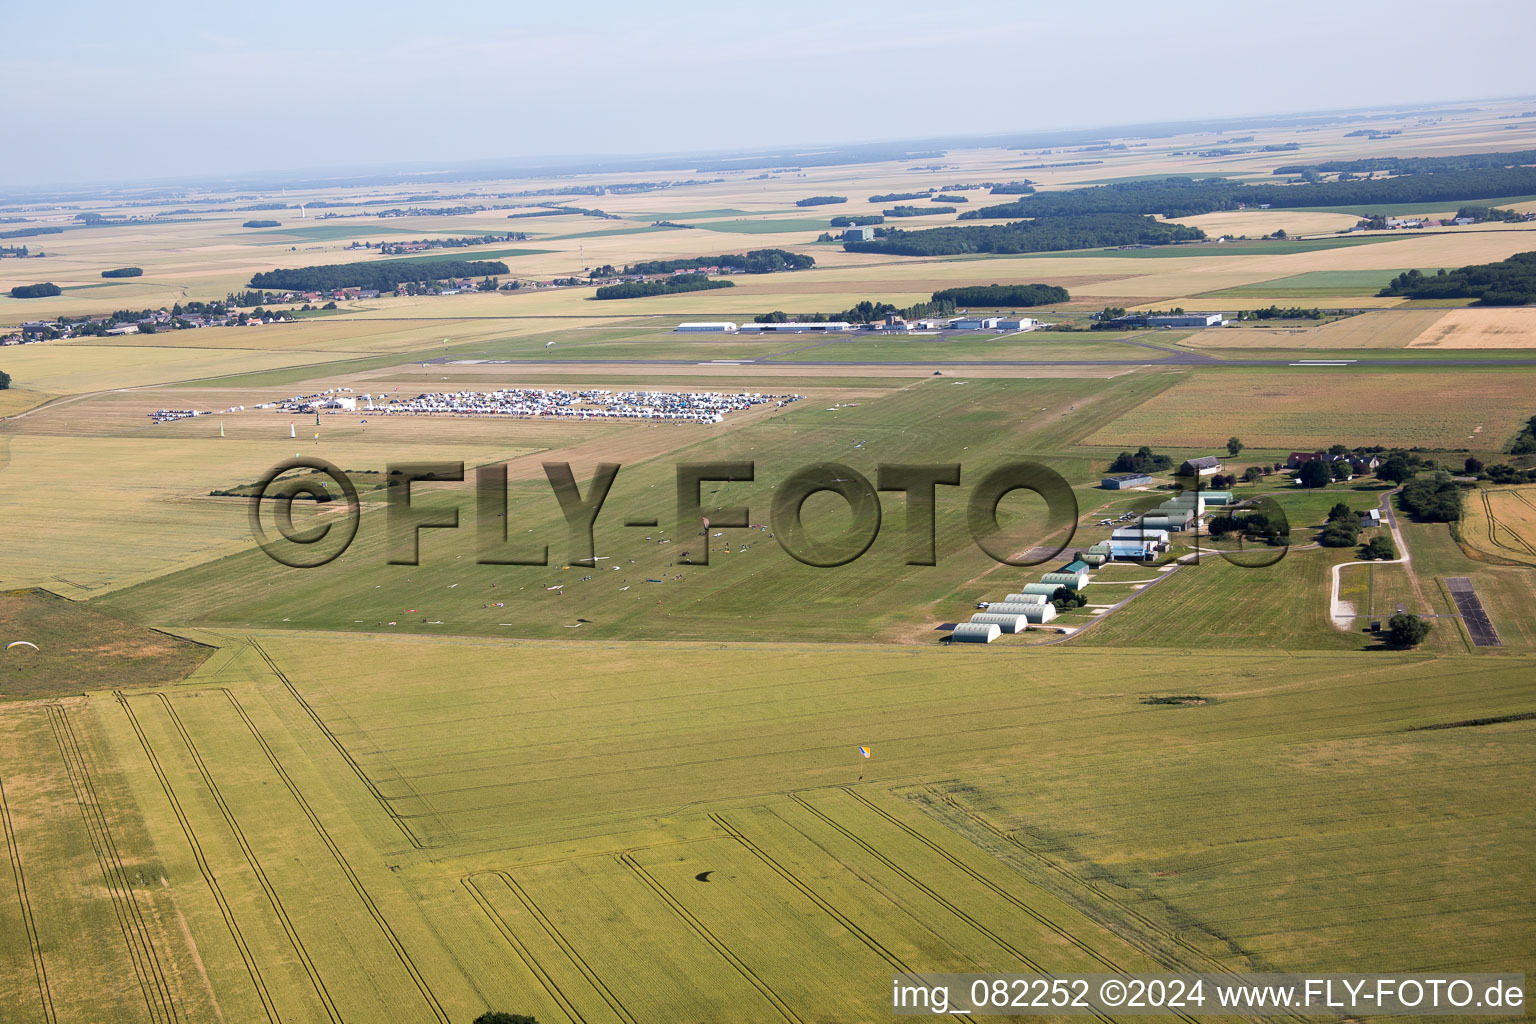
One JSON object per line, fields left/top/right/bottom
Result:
{"left": 0, "top": 764, "right": 56, "bottom": 1024}
{"left": 46, "top": 703, "right": 180, "bottom": 1024}
{"left": 247, "top": 636, "right": 431, "bottom": 850}
{"left": 616, "top": 852, "right": 800, "bottom": 1024}
{"left": 459, "top": 873, "right": 593, "bottom": 1024}
{"left": 113, "top": 691, "right": 280, "bottom": 1024}
{"left": 220, "top": 688, "right": 450, "bottom": 1024}
{"left": 145, "top": 691, "right": 343, "bottom": 1024}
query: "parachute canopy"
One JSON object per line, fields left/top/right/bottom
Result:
{"left": 6, "top": 640, "right": 39, "bottom": 651}
{"left": 858, "top": 745, "right": 871, "bottom": 759}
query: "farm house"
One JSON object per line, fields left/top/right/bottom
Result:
{"left": 1179, "top": 456, "right": 1223, "bottom": 476}
{"left": 969, "top": 612, "right": 1029, "bottom": 634}
{"left": 952, "top": 622, "right": 1001, "bottom": 643}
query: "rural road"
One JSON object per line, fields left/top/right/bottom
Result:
{"left": 1329, "top": 488, "right": 1413, "bottom": 628}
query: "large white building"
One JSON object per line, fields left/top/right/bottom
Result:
{"left": 676, "top": 322, "right": 739, "bottom": 333}
{"left": 738, "top": 322, "right": 852, "bottom": 334}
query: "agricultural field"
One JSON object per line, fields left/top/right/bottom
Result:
{"left": 5, "top": 90, "right": 1536, "bottom": 1024}
{"left": 1460, "top": 485, "right": 1536, "bottom": 567}
{"left": 1082, "top": 366, "right": 1536, "bottom": 449}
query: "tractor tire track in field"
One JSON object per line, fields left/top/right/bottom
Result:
{"left": 142, "top": 690, "right": 343, "bottom": 1024}
{"left": 46, "top": 702, "right": 180, "bottom": 1024}
{"left": 0, "top": 764, "right": 56, "bottom": 1024}
{"left": 247, "top": 637, "right": 431, "bottom": 850}
{"left": 219, "top": 688, "right": 449, "bottom": 1024}
{"left": 842, "top": 787, "right": 1130, "bottom": 974}
{"left": 787, "top": 792, "right": 1120, "bottom": 1024}
{"left": 460, "top": 873, "right": 591, "bottom": 1024}
{"left": 913, "top": 785, "right": 1302, "bottom": 1024}
{"left": 709, "top": 812, "right": 928, "bottom": 979}
{"left": 616, "top": 852, "right": 801, "bottom": 1024}
{"left": 460, "top": 869, "right": 632, "bottom": 1024}
{"left": 1482, "top": 491, "right": 1536, "bottom": 560}
{"left": 114, "top": 691, "right": 280, "bottom": 1024}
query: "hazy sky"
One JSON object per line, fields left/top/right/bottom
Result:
{"left": 7, "top": 0, "right": 1535, "bottom": 188}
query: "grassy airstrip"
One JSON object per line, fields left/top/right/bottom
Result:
{"left": 3, "top": 100, "right": 1536, "bottom": 1023}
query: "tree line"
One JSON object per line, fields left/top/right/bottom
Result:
{"left": 885, "top": 205, "right": 955, "bottom": 217}
{"left": 593, "top": 275, "right": 733, "bottom": 300}
{"left": 101, "top": 267, "right": 143, "bottom": 278}
{"left": 1378, "top": 252, "right": 1536, "bottom": 305}
{"left": 249, "top": 260, "right": 510, "bottom": 291}
{"left": 755, "top": 297, "right": 958, "bottom": 324}
{"left": 829, "top": 215, "right": 884, "bottom": 226}
{"left": 845, "top": 213, "right": 1205, "bottom": 257}
{"left": 795, "top": 196, "right": 846, "bottom": 206}
{"left": 959, "top": 168, "right": 1536, "bottom": 221}
{"left": 1274, "top": 147, "right": 1536, "bottom": 176}
{"left": 930, "top": 283, "right": 1068, "bottom": 307}
{"left": 622, "top": 249, "right": 813, "bottom": 275}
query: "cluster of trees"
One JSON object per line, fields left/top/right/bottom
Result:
{"left": 1237, "top": 305, "right": 1327, "bottom": 320}
{"left": 1108, "top": 446, "right": 1173, "bottom": 473}
{"left": 623, "top": 250, "right": 813, "bottom": 275}
{"left": 1379, "top": 252, "right": 1536, "bottom": 305}
{"left": 868, "top": 191, "right": 932, "bottom": 203}
{"left": 9, "top": 282, "right": 60, "bottom": 298}
{"left": 1399, "top": 472, "right": 1462, "bottom": 522}
{"left": 1509, "top": 413, "right": 1536, "bottom": 454}
{"left": 829, "top": 214, "right": 884, "bottom": 227}
{"left": 1320, "top": 502, "right": 1367, "bottom": 547}
{"left": 593, "top": 274, "right": 733, "bottom": 300}
{"left": 845, "top": 213, "right": 1205, "bottom": 257}
{"left": 100, "top": 267, "right": 143, "bottom": 278}
{"left": 1455, "top": 205, "right": 1528, "bottom": 224}
{"left": 1360, "top": 533, "right": 1397, "bottom": 560}
{"left": 958, "top": 168, "right": 1536, "bottom": 221}
{"left": 1050, "top": 586, "right": 1088, "bottom": 613}
{"left": 249, "top": 259, "right": 509, "bottom": 292}
{"left": 932, "top": 194, "right": 968, "bottom": 203}
{"left": 1485, "top": 463, "right": 1536, "bottom": 484}
{"left": 795, "top": 196, "right": 846, "bottom": 206}
{"left": 930, "top": 283, "right": 1069, "bottom": 307}
{"left": 0, "top": 370, "right": 11, "bottom": 390}
{"left": 1385, "top": 612, "right": 1431, "bottom": 648}
{"left": 241, "top": 219, "right": 281, "bottom": 228}
{"left": 1275, "top": 147, "right": 1536, "bottom": 176}
{"left": 1207, "top": 510, "right": 1288, "bottom": 545}
{"left": 755, "top": 296, "right": 958, "bottom": 324}
{"left": 988, "top": 182, "right": 1036, "bottom": 195}
{"left": 885, "top": 205, "right": 955, "bottom": 217}
{"left": 0, "top": 226, "right": 63, "bottom": 239}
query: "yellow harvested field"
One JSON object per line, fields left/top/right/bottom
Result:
{"left": 1168, "top": 209, "right": 1362, "bottom": 237}
{"left": 1083, "top": 368, "right": 1536, "bottom": 449}
{"left": 0, "top": 386, "right": 56, "bottom": 418}
{"left": 0, "top": 341, "right": 350, "bottom": 393}
{"left": 1406, "top": 307, "right": 1536, "bottom": 348}
{"left": 1182, "top": 309, "right": 1447, "bottom": 349}
{"left": 1461, "top": 485, "right": 1536, "bottom": 567}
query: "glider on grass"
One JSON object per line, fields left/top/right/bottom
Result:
{"left": 6, "top": 641, "right": 39, "bottom": 651}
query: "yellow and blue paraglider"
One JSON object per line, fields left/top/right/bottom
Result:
{"left": 858, "top": 745, "right": 871, "bottom": 759}
{"left": 6, "top": 641, "right": 39, "bottom": 652}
